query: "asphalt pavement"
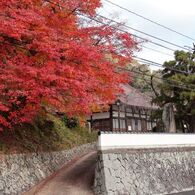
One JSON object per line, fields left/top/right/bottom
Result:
{"left": 25, "top": 152, "right": 97, "bottom": 195}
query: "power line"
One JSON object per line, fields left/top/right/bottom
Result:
{"left": 133, "top": 75, "right": 195, "bottom": 92}
{"left": 95, "top": 13, "right": 190, "bottom": 51}
{"left": 45, "top": 0, "right": 179, "bottom": 52}
{"left": 2, "top": 32, "right": 194, "bottom": 92}
{"left": 4, "top": 0, "right": 177, "bottom": 54}
{"left": 133, "top": 56, "right": 193, "bottom": 75}
{"left": 41, "top": 2, "right": 195, "bottom": 91}
{"left": 80, "top": 13, "right": 191, "bottom": 53}
{"left": 142, "top": 46, "right": 174, "bottom": 57}
{"left": 44, "top": 0, "right": 193, "bottom": 75}
{"left": 104, "top": 0, "right": 195, "bottom": 42}
{"left": 2, "top": 1, "right": 194, "bottom": 85}
{"left": 3, "top": 37, "right": 193, "bottom": 91}
{"left": 118, "top": 67, "right": 195, "bottom": 91}
{"left": 79, "top": 14, "right": 177, "bottom": 52}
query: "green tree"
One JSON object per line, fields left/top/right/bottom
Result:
{"left": 127, "top": 60, "right": 162, "bottom": 97}
{"left": 153, "top": 50, "right": 195, "bottom": 132}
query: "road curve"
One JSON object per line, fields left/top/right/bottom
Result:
{"left": 25, "top": 152, "right": 97, "bottom": 195}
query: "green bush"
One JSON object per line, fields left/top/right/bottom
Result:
{"left": 63, "top": 114, "right": 79, "bottom": 129}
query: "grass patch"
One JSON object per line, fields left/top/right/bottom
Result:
{"left": 0, "top": 114, "right": 97, "bottom": 154}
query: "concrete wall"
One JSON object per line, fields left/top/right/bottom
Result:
{"left": 0, "top": 142, "right": 96, "bottom": 195}
{"left": 94, "top": 133, "right": 195, "bottom": 195}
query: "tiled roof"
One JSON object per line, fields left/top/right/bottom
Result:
{"left": 118, "top": 85, "right": 157, "bottom": 109}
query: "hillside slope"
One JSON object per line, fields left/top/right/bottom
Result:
{"left": 0, "top": 114, "right": 97, "bottom": 154}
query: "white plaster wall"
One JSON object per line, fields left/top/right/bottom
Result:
{"left": 98, "top": 133, "right": 195, "bottom": 150}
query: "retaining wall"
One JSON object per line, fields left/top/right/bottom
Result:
{"left": 94, "top": 133, "right": 195, "bottom": 195}
{"left": 0, "top": 142, "right": 96, "bottom": 195}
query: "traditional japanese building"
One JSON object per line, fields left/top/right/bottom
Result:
{"left": 89, "top": 85, "right": 161, "bottom": 132}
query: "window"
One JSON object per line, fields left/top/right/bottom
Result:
{"left": 126, "top": 107, "right": 132, "bottom": 113}
{"left": 138, "top": 120, "right": 141, "bottom": 131}
{"left": 113, "top": 119, "right": 126, "bottom": 131}
{"left": 147, "top": 122, "right": 152, "bottom": 131}
{"left": 126, "top": 107, "right": 133, "bottom": 116}
{"left": 120, "top": 112, "right": 125, "bottom": 118}
{"left": 120, "top": 119, "right": 126, "bottom": 130}
{"left": 113, "top": 119, "right": 119, "bottom": 130}
{"left": 134, "top": 119, "right": 138, "bottom": 131}
{"left": 134, "top": 109, "right": 139, "bottom": 117}
{"left": 113, "top": 111, "right": 118, "bottom": 117}
{"left": 132, "top": 119, "right": 141, "bottom": 131}
{"left": 126, "top": 112, "right": 133, "bottom": 116}
{"left": 141, "top": 109, "right": 146, "bottom": 118}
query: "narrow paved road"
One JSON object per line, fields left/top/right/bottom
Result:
{"left": 25, "top": 152, "right": 97, "bottom": 195}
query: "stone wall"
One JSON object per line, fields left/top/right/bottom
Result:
{"left": 0, "top": 142, "right": 96, "bottom": 195}
{"left": 94, "top": 147, "right": 195, "bottom": 195}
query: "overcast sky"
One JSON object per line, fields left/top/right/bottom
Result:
{"left": 98, "top": 0, "right": 195, "bottom": 68}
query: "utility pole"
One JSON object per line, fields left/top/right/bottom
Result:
{"left": 186, "top": 43, "right": 195, "bottom": 74}
{"left": 185, "top": 43, "right": 195, "bottom": 132}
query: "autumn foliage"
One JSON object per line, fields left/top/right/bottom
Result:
{"left": 0, "top": 0, "right": 136, "bottom": 130}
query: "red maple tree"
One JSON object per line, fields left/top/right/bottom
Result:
{"left": 0, "top": 0, "right": 136, "bottom": 130}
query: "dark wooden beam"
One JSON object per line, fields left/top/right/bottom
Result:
{"left": 109, "top": 105, "right": 113, "bottom": 131}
